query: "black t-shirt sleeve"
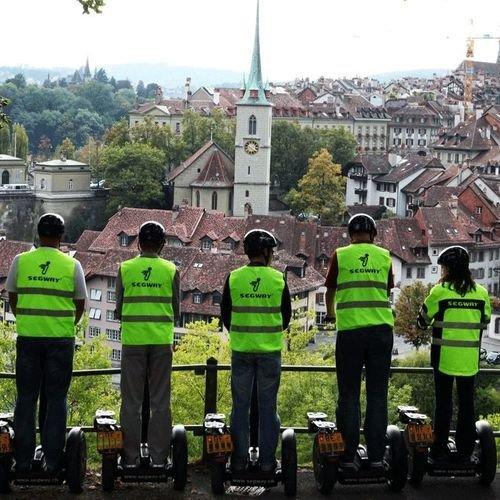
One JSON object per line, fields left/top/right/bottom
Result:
{"left": 282, "top": 281, "right": 292, "bottom": 330}
{"left": 220, "top": 275, "right": 232, "bottom": 331}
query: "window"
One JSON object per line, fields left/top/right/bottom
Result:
{"left": 89, "top": 307, "right": 101, "bottom": 320}
{"left": 248, "top": 115, "right": 257, "bottom": 135}
{"left": 406, "top": 267, "right": 412, "bottom": 279}
{"left": 175, "top": 122, "right": 181, "bottom": 134}
{"left": 193, "top": 293, "right": 202, "bottom": 304}
{"left": 406, "top": 128, "right": 414, "bottom": 135}
{"left": 475, "top": 234, "right": 482, "bottom": 243}
{"left": 386, "top": 198, "right": 396, "bottom": 207}
{"left": 213, "top": 293, "right": 222, "bottom": 305}
{"left": 119, "top": 234, "right": 128, "bottom": 247}
{"left": 476, "top": 268, "right": 485, "bottom": 279}
{"left": 107, "top": 277, "right": 116, "bottom": 289}
{"left": 496, "top": 249, "right": 500, "bottom": 259}
{"left": 387, "top": 184, "right": 396, "bottom": 193}
{"left": 106, "top": 310, "right": 117, "bottom": 321}
{"left": 201, "top": 239, "right": 212, "bottom": 250}
{"left": 89, "top": 326, "right": 101, "bottom": 338}
{"left": 107, "top": 291, "right": 116, "bottom": 302}
{"left": 394, "top": 128, "right": 401, "bottom": 135}
{"left": 478, "top": 250, "right": 484, "bottom": 261}
{"left": 405, "top": 138, "right": 414, "bottom": 146}
{"left": 417, "top": 139, "right": 426, "bottom": 146}
{"left": 418, "top": 128, "right": 426, "bottom": 135}
{"left": 379, "top": 197, "right": 384, "bottom": 206}
{"left": 248, "top": 165, "right": 251, "bottom": 175}
{"left": 111, "top": 349, "right": 121, "bottom": 362}
{"left": 455, "top": 153, "right": 459, "bottom": 163}
{"left": 417, "top": 267, "right": 425, "bottom": 279}
{"left": 211, "top": 191, "right": 217, "bottom": 210}
{"left": 245, "top": 190, "right": 249, "bottom": 198}
{"left": 90, "top": 289, "right": 102, "bottom": 301}
{"left": 316, "top": 292, "right": 325, "bottom": 305}
{"left": 106, "top": 328, "right": 121, "bottom": 341}
{"left": 40, "top": 178, "right": 46, "bottom": 189}
{"left": 476, "top": 206, "right": 483, "bottom": 214}
{"left": 431, "top": 266, "right": 438, "bottom": 274}
{"left": 68, "top": 179, "right": 73, "bottom": 190}
{"left": 1, "top": 170, "right": 9, "bottom": 185}
{"left": 488, "top": 268, "right": 493, "bottom": 278}
{"left": 195, "top": 190, "right": 200, "bottom": 208}
{"left": 495, "top": 318, "right": 500, "bottom": 334}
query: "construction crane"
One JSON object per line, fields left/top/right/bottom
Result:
{"left": 463, "top": 30, "right": 500, "bottom": 109}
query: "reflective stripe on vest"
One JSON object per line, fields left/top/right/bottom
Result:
{"left": 229, "top": 265, "right": 285, "bottom": 353}
{"left": 16, "top": 248, "right": 76, "bottom": 337}
{"left": 425, "top": 282, "right": 490, "bottom": 376}
{"left": 121, "top": 256, "right": 176, "bottom": 345}
{"left": 335, "top": 243, "right": 394, "bottom": 331}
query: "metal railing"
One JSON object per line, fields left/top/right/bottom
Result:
{"left": 1, "top": 359, "right": 499, "bottom": 438}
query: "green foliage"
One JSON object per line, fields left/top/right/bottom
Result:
{"left": 78, "top": 0, "right": 105, "bottom": 14}
{"left": 0, "top": 122, "right": 28, "bottom": 158}
{"left": 395, "top": 281, "right": 433, "bottom": 350}
{"left": 0, "top": 97, "right": 9, "bottom": 129}
{"left": 101, "top": 142, "right": 166, "bottom": 216}
{"left": 56, "top": 137, "right": 76, "bottom": 160}
{"left": 75, "top": 137, "right": 104, "bottom": 180}
{"left": 270, "top": 122, "right": 356, "bottom": 193}
{"left": 285, "top": 149, "right": 346, "bottom": 225}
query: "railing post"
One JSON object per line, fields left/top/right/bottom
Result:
{"left": 202, "top": 357, "right": 218, "bottom": 463}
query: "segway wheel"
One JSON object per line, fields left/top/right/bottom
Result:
{"left": 476, "top": 420, "right": 497, "bottom": 485}
{"left": 0, "top": 457, "right": 12, "bottom": 494}
{"left": 171, "top": 424, "right": 188, "bottom": 491}
{"left": 66, "top": 427, "right": 87, "bottom": 494}
{"left": 210, "top": 461, "right": 226, "bottom": 495}
{"left": 385, "top": 425, "right": 407, "bottom": 492}
{"left": 312, "top": 434, "right": 336, "bottom": 495}
{"left": 281, "top": 428, "right": 297, "bottom": 497}
{"left": 101, "top": 454, "right": 117, "bottom": 492}
{"left": 408, "top": 447, "right": 427, "bottom": 487}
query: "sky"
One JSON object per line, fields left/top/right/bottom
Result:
{"left": 2, "top": 0, "right": 500, "bottom": 80}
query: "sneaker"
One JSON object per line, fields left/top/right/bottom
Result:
{"left": 260, "top": 461, "right": 277, "bottom": 473}
{"left": 369, "top": 461, "right": 385, "bottom": 473}
{"left": 231, "top": 457, "right": 247, "bottom": 473}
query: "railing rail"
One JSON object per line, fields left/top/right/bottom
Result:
{"left": 1, "top": 360, "right": 498, "bottom": 440}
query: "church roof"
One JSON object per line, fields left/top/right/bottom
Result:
{"left": 166, "top": 141, "right": 215, "bottom": 182}
{"left": 190, "top": 150, "right": 233, "bottom": 188}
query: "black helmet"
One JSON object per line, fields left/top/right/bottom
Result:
{"left": 348, "top": 213, "right": 377, "bottom": 237}
{"left": 139, "top": 221, "right": 166, "bottom": 246}
{"left": 37, "top": 213, "right": 65, "bottom": 238}
{"left": 437, "top": 246, "right": 469, "bottom": 267}
{"left": 243, "top": 229, "right": 277, "bottom": 257}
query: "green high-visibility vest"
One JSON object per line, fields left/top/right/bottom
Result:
{"left": 120, "top": 256, "right": 176, "bottom": 345}
{"left": 422, "top": 282, "right": 490, "bottom": 376}
{"left": 229, "top": 265, "right": 285, "bottom": 353}
{"left": 335, "top": 243, "right": 394, "bottom": 331}
{"left": 16, "top": 248, "right": 77, "bottom": 337}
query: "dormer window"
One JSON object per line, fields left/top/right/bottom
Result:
{"left": 213, "top": 293, "right": 222, "bottom": 305}
{"left": 193, "top": 292, "right": 202, "bottom": 304}
{"left": 201, "top": 238, "right": 212, "bottom": 251}
{"left": 119, "top": 234, "right": 129, "bottom": 247}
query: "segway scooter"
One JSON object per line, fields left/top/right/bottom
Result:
{"left": 307, "top": 411, "right": 407, "bottom": 494}
{"left": 95, "top": 381, "right": 188, "bottom": 492}
{"left": 204, "top": 384, "right": 297, "bottom": 496}
{"left": 0, "top": 412, "right": 87, "bottom": 494}
{"left": 398, "top": 405, "right": 497, "bottom": 486}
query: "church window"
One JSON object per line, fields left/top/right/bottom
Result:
{"left": 249, "top": 115, "right": 257, "bottom": 135}
{"left": 1, "top": 170, "right": 9, "bottom": 185}
{"left": 245, "top": 190, "right": 249, "bottom": 198}
{"left": 68, "top": 179, "right": 74, "bottom": 190}
{"left": 40, "top": 178, "right": 46, "bottom": 189}
{"left": 211, "top": 191, "right": 218, "bottom": 210}
{"left": 248, "top": 166, "right": 251, "bottom": 175}
{"left": 195, "top": 190, "right": 200, "bottom": 207}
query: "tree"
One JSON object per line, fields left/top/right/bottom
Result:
{"left": 78, "top": 0, "right": 105, "bottom": 13}
{"left": 56, "top": 137, "right": 76, "bottom": 159}
{"left": 0, "top": 97, "right": 10, "bottom": 129}
{"left": 37, "top": 135, "right": 53, "bottom": 160}
{"left": 136, "top": 80, "right": 146, "bottom": 99}
{"left": 145, "top": 83, "right": 160, "bottom": 99}
{"left": 285, "top": 149, "right": 346, "bottom": 225}
{"left": 394, "top": 281, "right": 433, "bottom": 350}
{"left": 75, "top": 137, "right": 103, "bottom": 180}
{"left": 94, "top": 67, "right": 109, "bottom": 83}
{"left": 104, "top": 119, "right": 130, "bottom": 147}
{"left": 12, "top": 123, "right": 29, "bottom": 159}
{"left": 5, "top": 74, "right": 26, "bottom": 89}
{"left": 101, "top": 143, "right": 167, "bottom": 216}
{"left": 0, "top": 125, "right": 9, "bottom": 153}
{"left": 317, "top": 127, "right": 357, "bottom": 167}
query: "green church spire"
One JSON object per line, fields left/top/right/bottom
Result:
{"left": 240, "top": 0, "right": 269, "bottom": 105}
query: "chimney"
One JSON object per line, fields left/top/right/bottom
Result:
{"left": 475, "top": 108, "right": 483, "bottom": 121}
{"left": 213, "top": 90, "right": 220, "bottom": 106}
{"left": 184, "top": 77, "right": 191, "bottom": 101}
{"left": 154, "top": 86, "right": 163, "bottom": 105}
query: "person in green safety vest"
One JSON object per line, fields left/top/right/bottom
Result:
{"left": 221, "top": 229, "right": 292, "bottom": 473}
{"left": 324, "top": 213, "right": 394, "bottom": 472}
{"left": 6, "top": 213, "right": 87, "bottom": 473}
{"left": 417, "top": 245, "right": 491, "bottom": 464}
{"left": 115, "top": 221, "right": 180, "bottom": 468}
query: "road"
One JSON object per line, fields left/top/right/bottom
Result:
{"left": 6, "top": 468, "right": 499, "bottom": 499}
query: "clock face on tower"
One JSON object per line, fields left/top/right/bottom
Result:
{"left": 244, "top": 140, "right": 259, "bottom": 155}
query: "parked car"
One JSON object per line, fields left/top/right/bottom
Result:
{"left": 485, "top": 351, "right": 500, "bottom": 365}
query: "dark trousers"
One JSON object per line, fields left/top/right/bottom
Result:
{"left": 335, "top": 329, "right": 393, "bottom": 461}
{"left": 14, "top": 337, "right": 75, "bottom": 469}
{"left": 432, "top": 369, "right": 476, "bottom": 457}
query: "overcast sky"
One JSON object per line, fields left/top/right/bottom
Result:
{"left": 3, "top": 0, "right": 500, "bottom": 80}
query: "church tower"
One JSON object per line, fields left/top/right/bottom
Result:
{"left": 233, "top": 0, "right": 272, "bottom": 217}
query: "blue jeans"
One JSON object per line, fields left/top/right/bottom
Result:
{"left": 335, "top": 329, "right": 393, "bottom": 461}
{"left": 14, "top": 337, "right": 74, "bottom": 470}
{"left": 230, "top": 351, "right": 281, "bottom": 466}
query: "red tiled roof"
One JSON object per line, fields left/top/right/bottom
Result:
{"left": 190, "top": 150, "right": 234, "bottom": 188}
{"left": 0, "top": 240, "right": 32, "bottom": 278}
{"left": 75, "top": 230, "right": 100, "bottom": 253}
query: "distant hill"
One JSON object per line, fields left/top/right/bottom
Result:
{"left": 0, "top": 63, "right": 242, "bottom": 96}
{"left": 370, "top": 68, "right": 451, "bottom": 82}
